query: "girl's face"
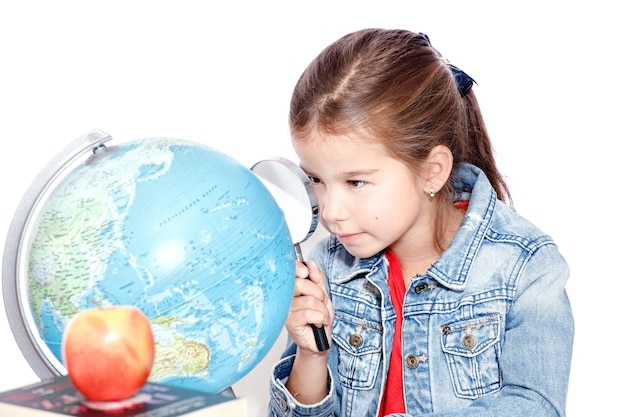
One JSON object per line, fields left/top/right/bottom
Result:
{"left": 293, "top": 131, "right": 436, "bottom": 259}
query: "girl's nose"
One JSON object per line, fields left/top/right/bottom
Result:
{"left": 321, "top": 188, "right": 348, "bottom": 223}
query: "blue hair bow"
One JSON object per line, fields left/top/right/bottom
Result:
{"left": 419, "top": 33, "right": 475, "bottom": 96}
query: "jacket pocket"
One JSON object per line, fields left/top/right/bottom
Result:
{"left": 440, "top": 313, "right": 503, "bottom": 399}
{"left": 332, "top": 311, "right": 383, "bottom": 390}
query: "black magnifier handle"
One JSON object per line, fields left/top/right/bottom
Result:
{"left": 295, "top": 244, "right": 330, "bottom": 352}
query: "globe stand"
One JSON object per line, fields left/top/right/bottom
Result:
{"left": 2, "top": 129, "right": 113, "bottom": 378}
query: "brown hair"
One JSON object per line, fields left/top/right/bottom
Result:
{"left": 290, "top": 28, "right": 511, "bottom": 252}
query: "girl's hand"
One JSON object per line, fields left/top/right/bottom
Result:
{"left": 285, "top": 260, "right": 334, "bottom": 354}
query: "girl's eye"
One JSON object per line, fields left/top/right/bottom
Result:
{"left": 308, "top": 176, "right": 321, "bottom": 184}
{"left": 347, "top": 180, "right": 366, "bottom": 188}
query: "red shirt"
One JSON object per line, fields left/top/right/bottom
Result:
{"left": 379, "top": 250, "right": 406, "bottom": 416}
{"left": 379, "top": 201, "right": 467, "bottom": 416}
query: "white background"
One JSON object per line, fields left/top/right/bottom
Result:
{"left": 0, "top": 1, "right": 623, "bottom": 416}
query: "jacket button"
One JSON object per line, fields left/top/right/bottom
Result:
{"left": 462, "top": 334, "right": 476, "bottom": 349}
{"left": 406, "top": 354, "right": 420, "bottom": 369}
{"left": 349, "top": 333, "right": 363, "bottom": 348}
{"left": 414, "top": 283, "right": 429, "bottom": 294}
{"left": 441, "top": 326, "right": 451, "bottom": 335}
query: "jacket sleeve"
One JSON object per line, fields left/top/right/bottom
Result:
{"left": 267, "top": 345, "right": 338, "bottom": 416}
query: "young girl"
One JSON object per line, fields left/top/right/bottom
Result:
{"left": 268, "top": 28, "right": 574, "bottom": 417}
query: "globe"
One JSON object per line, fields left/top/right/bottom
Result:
{"left": 2, "top": 130, "right": 295, "bottom": 394}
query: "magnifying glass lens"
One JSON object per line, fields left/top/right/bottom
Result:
{"left": 251, "top": 158, "right": 330, "bottom": 352}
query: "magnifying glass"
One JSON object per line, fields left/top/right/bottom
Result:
{"left": 251, "top": 157, "right": 330, "bottom": 352}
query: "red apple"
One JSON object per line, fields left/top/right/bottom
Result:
{"left": 62, "top": 305, "right": 155, "bottom": 402}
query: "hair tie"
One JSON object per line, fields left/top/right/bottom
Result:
{"left": 419, "top": 32, "right": 475, "bottom": 96}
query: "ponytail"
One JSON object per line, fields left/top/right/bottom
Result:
{"left": 462, "top": 91, "right": 512, "bottom": 204}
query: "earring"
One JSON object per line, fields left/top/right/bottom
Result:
{"left": 429, "top": 188, "right": 436, "bottom": 198}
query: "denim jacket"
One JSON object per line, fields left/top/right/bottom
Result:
{"left": 268, "top": 163, "right": 574, "bottom": 417}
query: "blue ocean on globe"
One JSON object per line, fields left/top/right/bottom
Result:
{"left": 25, "top": 137, "right": 295, "bottom": 393}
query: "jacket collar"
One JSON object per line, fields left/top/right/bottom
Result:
{"left": 427, "top": 163, "right": 496, "bottom": 290}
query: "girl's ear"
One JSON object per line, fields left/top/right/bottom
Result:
{"left": 423, "top": 145, "right": 454, "bottom": 194}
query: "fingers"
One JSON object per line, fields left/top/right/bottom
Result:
{"left": 289, "top": 295, "right": 328, "bottom": 327}
{"left": 294, "top": 262, "right": 326, "bottom": 302}
{"left": 296, "top": 261, "right": 309, "bottom": 279}
{"left": 287, "top": 260, "right": 332, "bottom": 351}
{"left": 293, "top": 279, "right": 327, "bottom": 322}
{"left": 285, "top": 295, "right": 331, "bottom": 353}
{"left": 303, "top": 260, "right": 324, "bottom": 286}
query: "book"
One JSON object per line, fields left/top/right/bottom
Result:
{"left": 0, "top": 375, "right": 247, "bottom": 416}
